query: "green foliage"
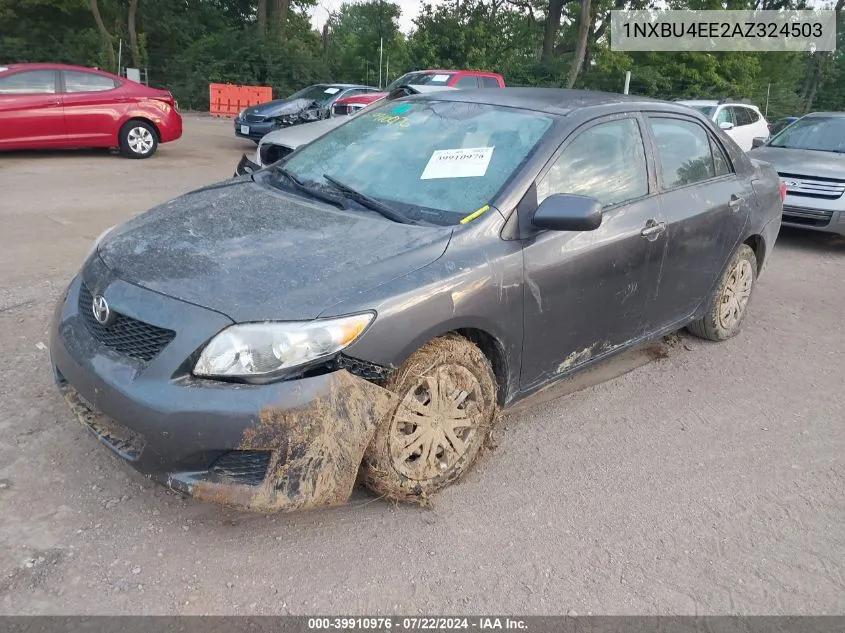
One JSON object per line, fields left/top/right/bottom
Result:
{"left": 0, "top": 0, "right": 842, "bottom": 114}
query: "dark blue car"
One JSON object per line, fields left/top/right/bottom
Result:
{"left": 233, "top": 83, "right": 378, "bottom": 142}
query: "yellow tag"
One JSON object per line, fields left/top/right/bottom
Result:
{"left": 460, "top": 205, "right": 490, "bottom": 225}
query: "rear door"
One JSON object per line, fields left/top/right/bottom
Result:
{"left": 60, "top": 70, "right": 123, "bottom": 145}
{"left": 0, "top": 69, "right": 64, "bottom": 149}
{"left": 644, "top": 113, "right": 750, "bottom": 327}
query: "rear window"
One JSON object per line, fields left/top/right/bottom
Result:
{"left": 481, "top": 76, "right": 500, "bottom": 88}
{"left": 64, "top": 70, "right": 118, "bottom": 93}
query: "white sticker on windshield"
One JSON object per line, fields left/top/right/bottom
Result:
{"left": 420, "top": 147, "right": 494, "bottom": 180}
{"left": 324, "top": 87, "right": 340, "bottom": 94}
{"left": 431, "top": 74, "right": 451, "bottom": 82}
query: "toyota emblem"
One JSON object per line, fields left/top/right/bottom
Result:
{"left": 783, "top": 180, "right": 799, "bottom": 188}
{"left": 92, "top": 294, "right": 113, "bottom": 326}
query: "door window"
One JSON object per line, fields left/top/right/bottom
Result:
{"left": 649, "top": 117, "right": 727, "bottom": 188}
{"left": 0, "top": 70, "right": 56, "bottom": 94}
{"left": 710, "top": 138, "right": 732, "bottom": 176}
{"left": 455, "top": 76, "right": 480, "bottom": 88}
{"left": 715, "top": 107, "right": 733, "bottom": 126}
{"left": 63, "top": 71, "right": 118, "bottom": 93}
{"left": 745, "top": 108, "right": 761, "bottom": 123}
{"left": 481, "top": 76, "right": 500, "bottom": 88}
{"left": 732, "top": 106, "right": 752, "bottom": 127}
{"left": 537, "top": 118, "right": 649, "bottom": 207}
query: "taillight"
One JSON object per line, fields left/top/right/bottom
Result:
{"left": 779, "top": 182, "right": 787, "bottom": 201}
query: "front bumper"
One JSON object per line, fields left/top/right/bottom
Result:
{"left": 782, "top": 205, "right": 845, "bottom": 236}
{"left": 234, "top": 117, "right": 277, "bottom": 142}
{"left": 50, "top": 265, "right": 396, "bottom": 512}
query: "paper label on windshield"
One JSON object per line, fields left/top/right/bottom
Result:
{"left": 324, "top": 87, "right": 340, "bottom": 94}
{"left": 431, "top": 74, "right": 450, "bottom": 82}
{"left": 421, "top": 147, "right": 494, "bottom": 180}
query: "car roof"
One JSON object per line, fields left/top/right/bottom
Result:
{"left": 804, "top": 111, "right": 845, "bottom": 118}
{"left": 0, "top": 62, "right": 114, "bottom": 73}
{"left": 317, "top": 83, "right": 374, "bottom": 89}
{"left": 414, "top": 87, "right": 669, "bottom": 116}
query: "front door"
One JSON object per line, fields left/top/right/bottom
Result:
{"left": 644, "top": 114, "right": 750, "bottom": 326}
{"left": 0, "top": 69, "right": 64, "bottom": 149}
{"left": 520, "top": 114, "right": 666, "bottom": 392}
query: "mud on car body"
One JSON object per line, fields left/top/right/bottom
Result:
{"left": 51, "top": 88, "right": 784, "bottom": 512}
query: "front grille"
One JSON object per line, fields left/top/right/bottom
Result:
{"left": 259, "top": 143, "right": 293, "bottom": 166}
{"left": 244, "top": 113, "right": 266, "bottom": 123}
{"left": 779, "top": 172, "right": 845, "bottom": 200}
{"left": 332, "top": 104, "right": 351, "bottom": 116}
{"left": 782, "top": 205, "right": 834, "bottom": 227}
{"left": 78, "top": 284, "right": 175, "bottom": 362}
{"left": 208, "top": 451, "right": 272, "bottom": 486}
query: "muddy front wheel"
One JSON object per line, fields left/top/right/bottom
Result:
{"left": 362, "top": 335, "right": 498, "bottom": 502}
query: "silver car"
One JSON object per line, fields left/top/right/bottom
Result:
{"left": 749, "top": 112, "right": 845, "bottom": 236}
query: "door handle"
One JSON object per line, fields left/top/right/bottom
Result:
{"left": 728, "top": 194, "right": 745, "bottom": 210}
{"left": 641, "top": 220, "right": 666, "bottom": 239}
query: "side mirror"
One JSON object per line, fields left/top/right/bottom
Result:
{"left": 719, "top": 121, "right": 734, "bottom": 131}
{"left": 751, "top": 136, "right": 767, "bottom": 149}
{"left": 532, "top": 194, "right": 602, "bottom": 232}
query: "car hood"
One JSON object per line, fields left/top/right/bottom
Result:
{"left": 97, "top": 180, "right": 452, "bottom": 322}
{"left": 259, "top": 117, "right": 348, "bottom": 150}
{"left": 748, "top": 146, "right": 845, "bottom": 178}
{"left": 247, "top": 98, "right": 318, "bottom": 118}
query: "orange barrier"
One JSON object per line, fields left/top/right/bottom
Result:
{"left": 209, "top": 83, "right": 273, "bottom": 117}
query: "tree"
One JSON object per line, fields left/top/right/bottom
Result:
{"left": 89, "top": 0, "right": 116, "bottom": 72}
{"left": 565, "top": 0, "right": 590, "bottom": 87}
{"left": 128, "top": 0, "right": 141, "bottom": 68}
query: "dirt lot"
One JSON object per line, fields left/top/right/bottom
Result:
{"left": 1, "top": 114, "right": 844, "bottom": 615}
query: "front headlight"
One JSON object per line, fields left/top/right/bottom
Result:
{"left": 193, "top": 313, "right": 374, "bottom": 379}
{"left": 238, "top": 108, "right": 247, "bottom": 119}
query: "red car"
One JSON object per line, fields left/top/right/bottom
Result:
{"left": 0, "top": 63, "right": 182, "bottom": 158}
{"left": 332, "top": 69, "right": 506, "bottom": 116}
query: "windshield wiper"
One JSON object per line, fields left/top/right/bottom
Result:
{"left": 322, "top": 174, "right": 411, "bottom": 224}
{"left": 271, "top": 165, "right": 347, "bottom": 209}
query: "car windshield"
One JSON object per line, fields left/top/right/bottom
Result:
{"left": 277, "top": 100, "right": 554, "bottom": 225}
{"left": 690, "top": 105, "right": 715, "bottom": 116}
{"left": 385, "top": 72, "right": 454, "bottom": 92}
{"left": 768, "top": 116, "right": 845, "bottom": 152}
{"left": 287, "top": 85, "right": 345, "bottom": 104}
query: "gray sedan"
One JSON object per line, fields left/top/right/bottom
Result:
{"left": 750, "top": 112, "right": 845, "bottom": 236}
{"left": 50, "top": 88, "right": 783, "bottom": 513}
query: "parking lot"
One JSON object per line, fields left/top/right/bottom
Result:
{"left": 1, "top": 113, "right": 844, "bottom": 615}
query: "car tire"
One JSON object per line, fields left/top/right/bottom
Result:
{"left": 361, "top": 334, "right": 498, "bottom": 503}
{"left": 119, "top": 120, "right": 158, "bottom": 159}
{"left": 687, "top": 244, "right": 758, "bottom": 341}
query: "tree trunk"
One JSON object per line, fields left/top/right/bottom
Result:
{"left": 801, "top": 0, "right": 844, "bottom": 112}
{"left": 273, "top": 0, "right": 290, "bottom": 35}
{"left": 127, "top": 0, "right": 141, "bottom": 68}
{"left": 541, "top": 0, "right": 564, "bottom": 62}
{"left": 565, "top": 0, "right": 591, "bottom": 88}
{"left": 89, "top": 0, "right": 116, "bottom": 72}
{"left": 257, "top": 0, "right": 267, "bottom": 36}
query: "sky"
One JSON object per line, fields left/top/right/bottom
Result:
{"left": 308, "top": 0, "right": 437, "bottom": 34}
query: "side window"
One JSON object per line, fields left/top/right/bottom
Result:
{"left": 0, "top": 70, "right": 56, "bottom": 94}
{"left": 746, "top": 108, "right": 760, "bottom": 123}
{"left": 649, "top": 117, "right": 720, "bottom": 187}
{"left": 455, "top": 76, "right": 479, "bottom": 88}
{"left": 715, "top": 107, "right": 733, "bottom": 126}
{"left": 481, "top": 76, "right": 500, "bottom": 88}
{"left": 63, "top": 71, "right": 117, "bottom": 93}
{"left": 733, "top": 107, "right": 752, "bottom": 127}
{"left": 537, "top": 118, "right": 648, "bottom": 207}
{"left": 710, "top": 138, "right": 732, "bottom": 176}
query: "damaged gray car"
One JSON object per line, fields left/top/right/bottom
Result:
{"left": 50, "top": 88, "right": 784, "bottom": 512}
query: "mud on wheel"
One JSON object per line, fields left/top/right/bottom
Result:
{"left": 687, "top": 243, "right": 758, "bottom": 341}
{"left": 361, "top": 334, "right": 498, "bottom": 502}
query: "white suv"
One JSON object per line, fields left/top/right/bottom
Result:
{"left": 676, "top": 100, "right": 769, "bottom": 152}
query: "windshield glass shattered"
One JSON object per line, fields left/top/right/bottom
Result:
{"left": 287, "top": 85, "right": 344, "bottom": 104}
{"left": 690, "top": 105, "right": 715, "bottom": 116}
{"left": 768, "top": 116, "right": 845, "bottom": 153}
{"left": 385, "top": 72, "right": 454, "bottom": 91}
{"left": 276, "top": 100, "right": 554, "bottom": 226}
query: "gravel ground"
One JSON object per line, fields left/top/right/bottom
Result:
{"left": 0, "top": 115, "right": 843, "bottom": 615}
